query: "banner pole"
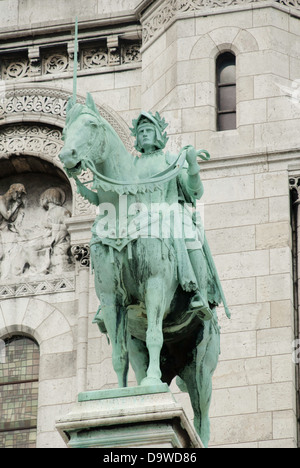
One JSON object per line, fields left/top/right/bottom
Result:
{"left": 73, "top": 16, "right": 78, "bottom": 103}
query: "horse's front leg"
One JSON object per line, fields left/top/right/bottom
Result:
{"left": 91, "top": 244, "right": 129, "bottom": 388}
{"left": 141, "top": 277, "right": 165, "bottom": 386}
{"left": 101, "top": 297, "right": 129, "bottom": 388}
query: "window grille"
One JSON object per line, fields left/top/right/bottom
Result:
{"left": 0, "top": 336, "right": 39, "bottom": 448}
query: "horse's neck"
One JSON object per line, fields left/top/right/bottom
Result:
{"left": 100, "top": 128, "right": 134, "bottom": 181}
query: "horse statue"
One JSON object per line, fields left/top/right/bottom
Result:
{"left": 59, "top": 93, "right": 230, "bottom": 447}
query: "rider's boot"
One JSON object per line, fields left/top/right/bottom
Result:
{"left": 190, "top": 291, "right": 212, "bottom": 321}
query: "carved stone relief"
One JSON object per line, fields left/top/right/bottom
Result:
{"left": 0, "top": 88, "right": 68, "bottom": 121}
{"left": 1, "top": 57, "right": 31, "bottom": 80}
{"left": 43, "top": 52, "right": 69, "bottom": 75}
{"left": 0, "top": 85, "right": 133, "bottom": 298}
{"left": 0, "top": 40, "right": 142, "bottom": 81}
{"left": 80, "top": 40, "right": 141, "bottom": 69}
{"left": 82, "top": 46, "right": 109, "bottom": 70}
{"left": 0, "top": 123, "right": 96, "bottom": 217}
{"left": 0, "top": 178, "right": 73, "bottom": 281}
{"left": 0, "top": 124, "right": 63, "bottom": 159}
{"left": 71, "top": 245, "right": 90, "bottom": 268}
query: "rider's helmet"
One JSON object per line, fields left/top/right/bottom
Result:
{"left": 130, "top": 111, "right": 169, "bottom": 153}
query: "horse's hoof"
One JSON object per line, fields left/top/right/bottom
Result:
{"left": 140, "top": 377, "right": 163, "bottom": 387}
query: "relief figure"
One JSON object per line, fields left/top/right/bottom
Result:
{"left": 0, "top": 184, "right": 71, "bottom": 279}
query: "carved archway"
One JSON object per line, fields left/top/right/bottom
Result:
{"left": 0, "top": 122, "right": 81, "bottom": 215}
{"left": 0, "top": 84, "right": 132, "bottom": 148}
{"left": 0, "top": 297, "right": 74, "bottom": 349}
{"left": 0, "top": 84, "right": 133, "bottom": 215}
{"left": 0, "top": 297, "right": 76, "bottom": 441}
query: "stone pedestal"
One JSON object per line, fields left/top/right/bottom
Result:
{"left": 56, "top": 384, "right": 204, "bottom": 448}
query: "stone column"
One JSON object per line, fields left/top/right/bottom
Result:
{"left": 289, "top": 178, "right": 300, "bottom": 338}
{"left": 289, "top": 177, "right": 300, "bottom": 445}
{"left": 71, "top": 245, "right": 90, "bottom": 395}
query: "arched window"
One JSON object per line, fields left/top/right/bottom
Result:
{"left": 0, "top": 335, "right": 39, "bottom": 448}
{"left": 216, "top": 52, "right": 236, "bottom": 131}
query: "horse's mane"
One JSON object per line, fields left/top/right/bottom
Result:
{"left": 64, "top": 102, "right": 123, "bottom": 152}
{"left": 65, "top": 103, "right": 101, "bottom": 129}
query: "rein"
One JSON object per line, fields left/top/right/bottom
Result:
{"left": 86, "top": 149, "right": 186, "bottom": 188}
{"left": 80, "top": 148, "right": 210, "bottom": 193}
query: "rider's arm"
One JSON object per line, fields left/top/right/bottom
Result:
{"left": 186, "top": 167, "right": 204, "bottom": 200}
{"left": 0, "top": 199, "right": 21, "bottom": 221}
{"left": 184, "top": 146, "right": 204, "bottom": 200}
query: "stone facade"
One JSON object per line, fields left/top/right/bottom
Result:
{"left": 0, "top": 0, "right": 299, "bottom": 448}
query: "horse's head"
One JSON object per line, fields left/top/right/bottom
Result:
{"left": 59, "top": 93, "right": 106, "bottom": 176}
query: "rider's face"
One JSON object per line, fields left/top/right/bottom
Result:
{"left": 137, "top": 124, "right": 157, "bottom": 154}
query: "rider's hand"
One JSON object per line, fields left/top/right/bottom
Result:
{"left": 184, "top": 145, "right": 199, "bottom": 177}
{"left": 185, "top": 145, "right": 198, "bottom": 167}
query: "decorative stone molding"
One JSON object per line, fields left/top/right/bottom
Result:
{"left": 0, "top": 40, "right": 142, "bottom": 82}
{"left": 43, "top": 51, "right": 69, "bottom": 76}
{"left": 0, "top": 85, "right": 133, "bottom": 152}
{"left": 277, "top": 0, "right": 300, "bottom": 6}
{"left": 0, "top": 275, "right": 75, "bottom": 300}
{"left": 71, "top": 245, "right": 90, "bottom": 268}
{"left": 0, "top": 124, "right": 63, "bottom": 159}
{"left": 142, "top": 0, "right": 300, "bottom": 45}
{"left": 0, "top": 87, "right": 68, "bottom": 125}
{"left": 142, "top": 0, "right": 177, "bottom": 45}
{"left": 1, "top": 57, "right": 31, "bottom": 80}
{"left": 82, "top": 46, "right": 109, "bottom": 70}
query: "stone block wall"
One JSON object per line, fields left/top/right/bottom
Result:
{"left": 203, "top": 162, "right": 296, "bottom": 447}
{"left": 141, "top": 5, "right": 300, "bottom": 157}
{"left": 0, "top": 0, "right": 142, "bottom": 27}
{"left": 0, "top": 0, "right": 299, "bottom": 448}
{"left": 139, "top": 1, "right": 300, "bottom": 447}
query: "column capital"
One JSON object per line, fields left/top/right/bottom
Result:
{"left": 71, "top": 245, "right": 90, "bottom": 268}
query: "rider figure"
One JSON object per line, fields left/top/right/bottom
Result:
{"left": 131, "top": 111, "right": 215, "bottom": 321}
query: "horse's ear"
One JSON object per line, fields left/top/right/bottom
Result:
{"left": 66, "top": 97, "right": 75, "bottom": 114}
{"left": 86, "top": 93, "right": 98, "bottom": 114}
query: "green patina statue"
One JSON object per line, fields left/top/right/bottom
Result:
{"left": 59, "top": 93, "right": 230, "bottom": 447}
